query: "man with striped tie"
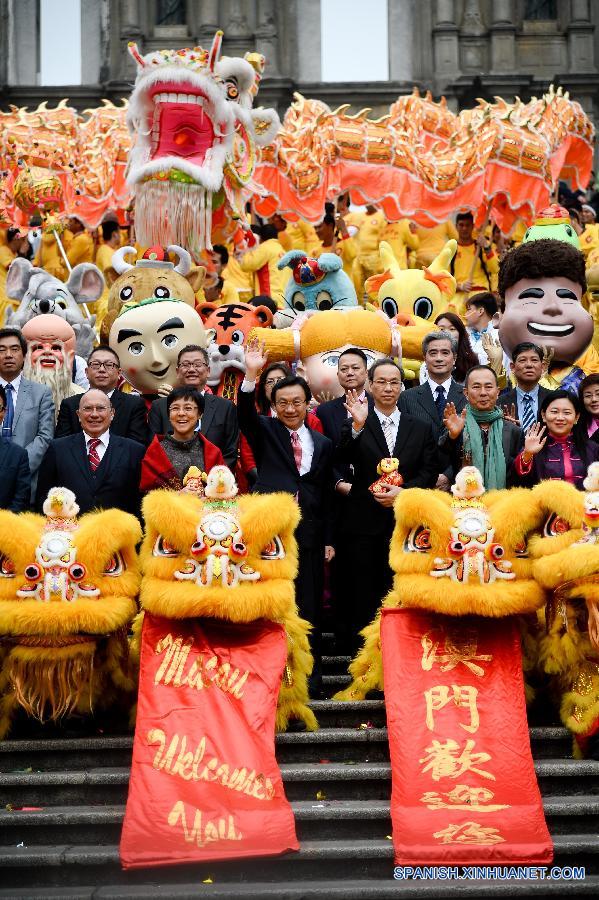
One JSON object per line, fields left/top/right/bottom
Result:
{"left": 500, "top": 342, "right": 552, "bottom": 430}
{"left": 335, "top": 358, "right": 438, "bottom": 652}
{"left": 35, "top": 389, "right": 145, "bottom": 516}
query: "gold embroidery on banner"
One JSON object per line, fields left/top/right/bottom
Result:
{"left": 420, "top": 784, "right": 508, "bottom": 812}
{"left": 424, "top": 684, "right": 480, "bottom": 734}
{"left": 167, "top": 800, "right": 243, "bottom": 847}
{"left": 419, "top": 738, "right": 495, "bottom": 782}
{"left": 154, "top": 633, "right": 250, "bottom": 698}
{"left": 421, "top": 627, "right": 492, "bottom": 677}
{"left": 147, "top": 728, "right": 276, "bottom": 800}
{"left": 432, "top": 821, "right": 505, "bottom": 845}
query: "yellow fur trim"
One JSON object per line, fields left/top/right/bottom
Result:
{"left": 334, "top": 616, "right": 383, "bottom": 701}
{"left": 0, "top": 596, "right": 137, "bottom": 637}
{"left": 276, "top": 611, "right": 317, "bottom": 732}
{"left": 6, "top": 642, "right": 95, "bottom": 722}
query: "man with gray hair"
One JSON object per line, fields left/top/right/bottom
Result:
{"left": 398, "top": 330, "right": 466, "bottom": 490}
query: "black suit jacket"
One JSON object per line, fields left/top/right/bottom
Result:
{"left": 0, "top": 438, "right": 31, "bottom": 512}
{"left": 398, "top": 380, "right": 465, "bottom": 480}
{"left": 335, "top": 410, "right": 439, "bottom": 537}
{"left": 499, "top": 385, "right": 552, "bottom": 423}
{"left": 237, "top": 387, "right": 334, "bottom": 549}
{"left": 55, "top": 390, "right": 149, "bottom": 446}
{"left": 35, "top": 433, "right": 145, "bottom": 516}
{"left": 148, "top": 393, "right": 239, "bottom": 470}
{"left": 315, "top": 393, "right": 374, "bottom": 483}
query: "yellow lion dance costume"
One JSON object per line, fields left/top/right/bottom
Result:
{"left": 528, "top": 472, "right": 599, "bottom": 757}
{"left": 0, "top": 488, "right": 141, "bottom": 738}
{"left": 335, "top": 467, "right": 570, "bottom": 702}
{"left": 133, "top": 476, "right": 317, "bottom": 732}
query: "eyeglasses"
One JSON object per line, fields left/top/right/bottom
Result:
{"left": 178, "top": 361, "right": 207, "bottom": 370}
{"left": 275, "top": 399, "right": 306, "bottom": 410}
{"left": 372, "top": 379, "right": 401, "bottom": 388}
{"left": 264, "top": 377, "right": 285, "bottom": 386}
{"left": 88, "top": 361, "right": 119, "bottom": 370}
{"left": 80, "top": 404, "right": 111, "bottom": 413}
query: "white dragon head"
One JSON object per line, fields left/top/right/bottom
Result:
{"left": 126, "top": 34, "right": 280, "bottom": 249}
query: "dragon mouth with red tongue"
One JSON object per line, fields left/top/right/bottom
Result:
{"left": 148, "top": 82, "right": 215, "bottom": 169}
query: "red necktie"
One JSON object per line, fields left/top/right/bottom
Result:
{"left": 290, "top": 431, "right": 302, "bottom": 473}
{"left": 88, "top": 438, "right": 101, "bottom": 472}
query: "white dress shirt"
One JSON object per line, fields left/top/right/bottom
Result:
{"left": 373, "top": 406, "right": 401, "bottom": 453}
{"left": 426, "top": 376, "right": 452, "bottom": 402}
{"left": 467, "top": 324, "right": 500, "bottom": 365}
{"left": 0, "top": 372, "right": 22, "bottom": 405}
{"left": 83, "top": 429, "right": 110, "bottom": 462}
{"left": 287, "top": 424, "right": 314, "bottom": 475}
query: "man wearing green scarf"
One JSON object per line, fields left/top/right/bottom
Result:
{"left": 441, "top": 365, "right": 523, "bottom": 489}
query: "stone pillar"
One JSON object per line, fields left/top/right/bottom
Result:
{"left": 490, "top": 0, "right": 516, "bottom": 73}
{"left": 432, "top": 0, "right": 460, "bottom": 83}
{"left": 460, "top": 0, "right": 487, "bottom": 74}
{"left": 388, "top": 0, "right": 413, "bottom": 82}
{"left": 117, "top": 0, "right": 142, "bottom": 81}
{"left": 6, "top": 0, "right": 38, "bottom": 84}
{"left": 81, "top": 0, "right": 108, "bottom": 84}
{"left": 255, "top": 0, "right": 279, "bottom": 75}
{"left": 196, "top": 0, "right": 220, "bottom": 46}
{"left": 224, "top": 0, "right": 253, "bottom": 57}
{"left": 568, "top": 0, "right": 595, "bottom": 73}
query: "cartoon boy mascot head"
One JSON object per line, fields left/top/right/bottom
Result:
{"left": 498, "top": 238, "right": 596, "bottom": 392}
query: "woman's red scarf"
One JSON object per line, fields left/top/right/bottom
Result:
{"left": 140, "top": 434, "right": 225, "bottom": 493}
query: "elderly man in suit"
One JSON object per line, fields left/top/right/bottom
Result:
{"left": 442, "top": 365, "right": 523, "bottom": 489}
{"left": 500, "top": 341, "right": 552, "bottom": 429}
{"left": 238, "top": 337, "right": 334, "bottom": 697}
{"left": 55, "top": 345, "right": 148, "bottom": 445}
{"left": 0, "top": 385, "right": 30, "bottom": 511}
{"left": 36, "top": 389, "right": 145, "bottom": 516}
{"left": 398, "top": 331, "right": 466, "bottom": 489}
{"left": 337, "top": 358, "right": 439, "bottom": 652}
{"left": 149, "top": 344, "right": 239, "bottom": 470}
{"left": 0, "top": 327, "right": 54, "bottom": 501}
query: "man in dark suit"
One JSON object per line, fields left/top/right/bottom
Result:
{"left": 239, "top": 338, "right": 334, "bottom": 696}
{"left": 36, "top": 389, "right": 145, "bottom": 516}
{"left": 55, "top": 345, "right": 148, "bottom": 445}
{"left": 337, "top": 358, "right": 439, "bottom": 653}
{"left": 0, "top": 327, "right": 54, "bottom": 502}
{"left": 399, "top": 331, "right": 466, "bottom": 489}
{"left": 442, "top": 365, "right": 523, "bottom": 488}
{"left": 500, "top": 341, "right": 551, "bottom": 429}
{"left": 0, "top": 385, "right": 31, "bottom": 512}
{"left": 148, "top": 345, "right": 238, "bottom": 470}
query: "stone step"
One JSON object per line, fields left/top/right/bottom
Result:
{"left": 2, "top": 757, "right": 596, "bottom": 807}
{"left": 0, "top": 796, "right": 597, "bottom": 847}
{"left": 0, "top": 835, "right": 596, "bottom": 889}
{"left": 0, "top": 724, "right": 573, "bottom": 773}
{"left": 0, "top": 874, "right": 598, "bottom": 899}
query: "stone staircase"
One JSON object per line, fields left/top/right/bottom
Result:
{"left": 0, "top": 636, "right": 598, "bottom": 899}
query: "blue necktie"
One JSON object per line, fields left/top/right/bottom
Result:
{"left": 435, "top": 385, "right": 447, "bottom": 419}
{"left": 521, "top": 393, "right": 535, "bottom": 432}
{"left": 2, "top": 383, "right": 14, "bottom": 439}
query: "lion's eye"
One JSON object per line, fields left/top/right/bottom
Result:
{"left": 260, "top": 536, "right": 285, "bottom": 560}
{"left": 103, "top": 552, "right": 125, "bottom": 576}
{"left": 153, "top": 536, "right": 179, "bottom": 557}
{"left": 0, "top": 554, "right": 15, "bottom": 577}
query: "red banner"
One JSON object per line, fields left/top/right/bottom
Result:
{"left": 120, "top": 614, "right": 299, "bottom": 869}
{"left": 381, "top": 608, "right": 553, "bottom": 866}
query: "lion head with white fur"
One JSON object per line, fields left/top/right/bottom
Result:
{"left": 126, "top": 33, "right": 280, "bottom": 250}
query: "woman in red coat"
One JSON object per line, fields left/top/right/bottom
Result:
{"left": 140, "top": 386, "right": 224, "bottom": 492}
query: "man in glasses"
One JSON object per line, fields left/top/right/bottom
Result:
{"left": 55, "top": 345, "right": 149, "bottom": 445}
{"left": 336, "top": 358, "right": 438, "bottom": 653}
{"left": 239, "top": 337, "right": 335, "bottom": 699}
{"left": 148, "top": 344, "right": 239, "bottom": 470}
{"left": 0, "top": 384, "right": 31, "bottom": 511}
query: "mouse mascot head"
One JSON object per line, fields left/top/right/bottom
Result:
{"left": 276, "top": 250, "right": 358, "bottom": 326}
{"left": 499, "top": 238, "right": 594, "bottom": 392}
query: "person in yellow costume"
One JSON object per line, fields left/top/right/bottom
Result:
{"left": 34, "top": 219, "right": 73, "bottom": 281}
{"left": 450, "top": 211, "right": 499, "bottom": 314}
{"left": 337, "top": 193, "right": 366, "bottom": 233}
{"left": 284, "top": 217, "right": 321, "bottom": 256}
{"left": 66, "top": 216, "right": 94, "bottom": 268}
{"left": 93, "top": 220, "right": 122, "bottom": 329}
{"left": 212, "top": 243, "right": 253, "bottom": 303}
{"left": 0, "top": 228, "right": 28, "bottom": 325}
{"left": 580, "top": 205, "right": 599, "bottom": 260}
{"left": 415, "top": 220, "right": 458, "bottom": 268}
{"left": 382, "top": 218, "right": 420, "bottom": 269}
{"left": 239, "top": 224, "right": 287, "bottom": 307}
{"left": 314, "top": 203, "right": 357, "bottom": 281}
{"left": 352, "top": 206, "right": 387, "bottom": 300}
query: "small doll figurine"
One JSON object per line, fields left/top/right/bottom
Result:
{"left": 180, "top": 466, "right": 207, "bottom": 498}
{"left": 369, "top": 457, "right": 404, "bottom": 494}
{"left": 450, "top": 465, "right": 486, "bottom": 508}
